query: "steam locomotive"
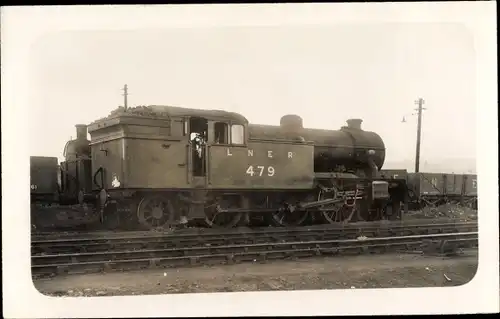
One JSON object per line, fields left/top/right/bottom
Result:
{"left": 30, "top": 105, "right": 408, "bottom": 231}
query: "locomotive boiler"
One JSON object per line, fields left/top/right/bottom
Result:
{"left": 30, "top": 104, "right": 408, "bottom": 232}
{"left": 248, "top": 115, "right": 386, "bottom": 177}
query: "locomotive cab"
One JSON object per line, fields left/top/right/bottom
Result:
{"left": 187, "top": 115, "right": 247, "bottom": 181}
{"left": 85, "top": 105, "right": 249, "bottom": 193}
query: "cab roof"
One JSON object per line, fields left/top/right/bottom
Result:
{"left": 91, "top": 105, "right": 248, "bottom": 125}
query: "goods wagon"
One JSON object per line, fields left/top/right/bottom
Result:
{"left": 30, "top": 156, "right": 59, "bottom": 203}
{"left": 461, "top": 174, "right": 478, "bottom": 209}
{"left": 463, "top": 174, "right": 478, "bottom": 197}
{"left": 379, "top": 169, "right": 408, "bottom": 181}
{"left": 406, "top": 172, "right": 477, "bottom": 209}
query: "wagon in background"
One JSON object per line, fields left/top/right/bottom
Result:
{"left": 406, "top": 172, "right": 477, "bottom": 210}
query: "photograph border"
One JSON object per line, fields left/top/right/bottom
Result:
{"left": 2, "top": 3, "right": 498, "bottom": 317}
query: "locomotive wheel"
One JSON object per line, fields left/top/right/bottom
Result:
{"left": 204, "top": 196, "right": 242, "bottom": 228}
{"left": 270, "top": 209, "right": 309, "bottom": 227}
{"left": 269, "top": 197, "right": 309, "bottom": 227}
{"left": 136, "top": 195, "right": 174, "bottom": 230}
{"left": 204, "top": 210, "right": 242, "bottom": 228}
{"left": 317, "top": 188, "right": 354, "bottom": 224}
{"left": 320, "top": 203, "right": 353, "bottom": 224}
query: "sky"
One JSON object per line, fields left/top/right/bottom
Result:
{"left": 28, "top": 23, "right": 477, "bottom": 172}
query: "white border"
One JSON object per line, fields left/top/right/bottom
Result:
{"left": 2, "top": 3, "right": 498, "bottom": 317}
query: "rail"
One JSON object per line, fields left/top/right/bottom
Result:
{"left": 31, "top": 221, "right": 477, "bottom": 255}
{"left": 31, "top": 222, "right": 478, "bottom": 278}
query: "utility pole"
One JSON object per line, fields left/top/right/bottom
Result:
{"left": 414, "top": 98, "right": 426, "bottom": 173}
{"left": 122, "top": 84, "right": 129, "bottom": 111}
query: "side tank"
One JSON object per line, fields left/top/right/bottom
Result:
{"left": 248, "top": 116, "right": 386, "bottom": 174}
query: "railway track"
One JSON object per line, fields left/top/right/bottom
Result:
{"left": 32, "top": 232, "right": 478, "bottom": 277}
{"left": 31, "top": 220, "right": 478, "bottom": 278}
{"left": 32, "top": 217, "right": 477, "bottom": 240}
{"left": 32, "top": 217, "right": 476, "bottom": 239}
{"left": 32, "top": 220, "right": 477, "bottom": 254}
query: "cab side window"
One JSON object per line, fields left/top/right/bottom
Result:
{"left": 231, "top": 124, "right": 245, "bottom": 145}
{"left": 214, "top": 122, "right": 229, "bottom": 144}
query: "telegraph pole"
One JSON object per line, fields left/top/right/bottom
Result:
{"left": 414, "top": 98, "right": 426, "bottom": 173}
{"left": 122, "top": 84, "right": 129, "bottom": 111}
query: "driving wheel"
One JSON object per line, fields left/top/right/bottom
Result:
{"left": 136, "top": 195, "right": 174, "bottom": 230}
{"left": 204, "top": 195, "right": 242, "bottom": 228}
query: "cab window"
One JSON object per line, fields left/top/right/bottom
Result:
{"left": 231, "top": 124, "right": 245, "bottom": 145}
{"left": 214, "top": 122, "right": 229, "bottom": 144}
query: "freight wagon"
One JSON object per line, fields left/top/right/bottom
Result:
{"left": 379, "top": 169, "right": 477, "bottom": 210}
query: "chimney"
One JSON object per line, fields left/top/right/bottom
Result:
{"left": 75, "top": 124, "right": 87, "bottom": 140}
{"left": 346, "top": 119, "right": 363, "bottom": 130}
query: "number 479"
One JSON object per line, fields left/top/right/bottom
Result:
{"left": 246, "top": 165, "right": 275, "bottom": 177}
